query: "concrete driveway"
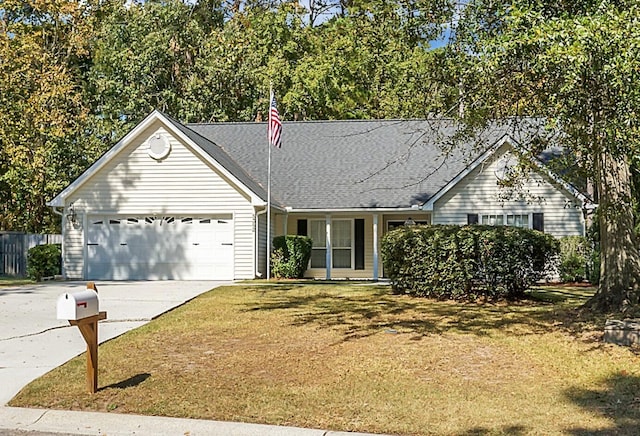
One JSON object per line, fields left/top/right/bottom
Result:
{"left": 0, "top": 280, "right": 227, "bottom": 405}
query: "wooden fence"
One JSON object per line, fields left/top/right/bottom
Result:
{"left": 0, "top": 232, "right": 62, "bottom": 277}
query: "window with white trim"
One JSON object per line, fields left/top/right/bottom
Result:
{"left": 481, "top": 214, "right": 504, "bottom": 226}
{"left": 506, "top": 214, "right": 529, "bottom": 228}
{"left": 309, "top": 219, "right": 353, "bottom": 269}
{"left": 479, "top": 213, "right": 537, "bottom": 229}
{"left": 310, "top": 220, "right": 326, "bottom": 268}
{"left": 332, "top": 220, "right": 352, "bottom": 268}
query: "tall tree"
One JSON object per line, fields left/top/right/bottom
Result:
{"left": 450, "top": 0, "right": 640, "bottom": 312}
{"left": 88, "top": 0, "right": 216, "bottom": 134}
{"left": 0, "top": 0, "right": 99, "bottom": 232}
{"left": 287, "top": 0, "right": 454, "bottom": 119}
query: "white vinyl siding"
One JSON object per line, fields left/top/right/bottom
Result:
{"left": 64, "top": 122, "right": 256, "bottom": 279}
{"left": 432, "top": 144, "right": 584, "bottom": 238}
{"left": 62, "top": 216, "right": 84, "bottom": 279}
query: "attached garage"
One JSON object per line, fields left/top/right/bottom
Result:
{"left": 86, "top": 215, "right": 234, "bottom": 280}
{"left": 48, "top": 111, "right": 269, "bottom": 281}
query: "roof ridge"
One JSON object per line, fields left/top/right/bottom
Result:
{"left": 186, "top": 118, "right": 453, "bottom": 126}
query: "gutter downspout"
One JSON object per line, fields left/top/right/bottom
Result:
{"left": 255, "top": 208, "right": 267, "bottom": 278}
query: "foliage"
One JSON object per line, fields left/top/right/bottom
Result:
{"left": 381, "top": 225, "right": 559, "bottom": 300}
{"left": 0, "top": 0, "right": 102, "bottom": 232}
{"left": 449, "top": 0, "right": 640, "bottom": 312}
{"left": 0, "top": 0, "right": 458, "bottom": 233}
{"left": 27, "top": 244, "right": 62, "bottom": 281}
{"left": 558, "top": 236, "right": 592, "bottom": 283}
{"left": 271, "top": 235, "right": 313, "bottom": 279}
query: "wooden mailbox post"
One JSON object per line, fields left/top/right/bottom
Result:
{"left": 57, "top": 281, "right": 107, "bottom": 394}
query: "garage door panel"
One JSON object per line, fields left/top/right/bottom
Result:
{"left": 87, "top": 215, "right": 234, "bottom": 280}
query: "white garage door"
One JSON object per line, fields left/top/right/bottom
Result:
{"left": 86, "top": 215, "right": 234, "bottom": 280}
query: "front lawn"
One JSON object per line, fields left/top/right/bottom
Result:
{"left": 10, "top": 283, "right": 640, "bottom": 435}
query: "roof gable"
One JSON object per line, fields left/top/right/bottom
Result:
{"left": 48, "top": 111, "right": 267, "bottom": 207}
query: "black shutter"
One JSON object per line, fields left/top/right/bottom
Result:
{"left": 533, "top": 213, "right": 544, "bottom": 232}
{"left": 297, "top": 219, "right": 308, "bottom": 236}
{"left": 467, "top": 214, "right": 479, "bottom": 225}
{"left": 355, "top": 219, "right": 365, "bottom": 270}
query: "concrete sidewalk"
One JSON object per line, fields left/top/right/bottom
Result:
{"left": 0, "top": 407, "right": 384, "bottom": 436}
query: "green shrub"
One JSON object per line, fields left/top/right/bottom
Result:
{"left": 381, "top": 225, "right": 559, "bottom": 300}
{"left": 271, "top": 235, "right": 313, "bottom": 279}
{"left": 558, "top": 236, "right": 592, "bottom": 283}
{"left": 27, "top": 244, "right": 61, "bottom": 281}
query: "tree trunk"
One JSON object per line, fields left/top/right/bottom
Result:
{"left": 586, "top": 149, "right": 640, "bottom": 312}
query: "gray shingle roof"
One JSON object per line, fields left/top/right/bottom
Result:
{"left": 160, "top": 111, "right": 269, "bottom": 202}
{"left": 185, "top": 119, "right": 529, "bottom": 209}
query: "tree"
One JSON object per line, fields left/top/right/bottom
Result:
{"left": 0, "top": 0, "right": 100, "bottom": 232}
{"left": 286, "top": 0, "right": 454, "bottom": 119}
{"left": 88, "top": 0, "right": 216, "bottom": 133}
{"left": 449, "top": 0, "right": 640, "bottom": 312}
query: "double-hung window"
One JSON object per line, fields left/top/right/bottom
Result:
{"left": 474, "top": 212, "right": 544, "bottom": 231}
{"left": 481, "top": 214, "right": 504, "bottom": 226}
{"left": 310, "top": 220, "right": 327, "bottom": 268}
{"left": 506, "top": 214, "right": 529, "bottom": 228}
{"left": 309, "top": 219, "right": 353, "bottom": 269}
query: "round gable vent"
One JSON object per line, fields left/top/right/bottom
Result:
{"left": 147, "top": 134, "right": 171, "bottom": 160}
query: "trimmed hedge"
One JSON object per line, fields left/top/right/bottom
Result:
{"left": 381, "top": 225, "right": 559, "bottom": 300}
{"left": 27, "top": 244, "right": 62, "bottom": 281}
{"left": 271, "top": 235, "right": 313, "bottom": 279}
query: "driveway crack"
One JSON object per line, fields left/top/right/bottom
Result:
{"left": 29, "top": 409, "right": 49, "bottom": 426}
{"left": 0, "top": 318, "right": 150, "bottom": 342}
{"left": 0, "top": 325, "right": 69, "bottom": 342}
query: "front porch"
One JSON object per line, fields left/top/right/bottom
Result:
{"left": 272, "top": 211, "right": 431, "bottom": 280}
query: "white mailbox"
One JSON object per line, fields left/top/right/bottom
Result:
{"left": 57, "top": 289, "right": 100, "bottom": 321}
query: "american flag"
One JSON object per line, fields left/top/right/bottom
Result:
{"left": 268, "top": 90, "right": 282, "bottom": 148}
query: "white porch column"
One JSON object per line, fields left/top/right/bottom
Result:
{"left": 373, "top": 214, "right": 379, "bottom": 281}
{"left": 325, "top": 214, "right": 332, "bottom": 280}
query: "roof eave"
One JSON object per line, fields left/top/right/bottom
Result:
{"left": 283, "top": 206, "right": 424, "bottom": 213}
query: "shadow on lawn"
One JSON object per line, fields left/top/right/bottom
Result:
{"left": 100, "top": 373, "right": 151, "bottom": 391}
{"left": 564, "top": 372, "right": 640, "bottom": 435}
{"left": 458, "top": 425, "right": 527, "bottom": 435}
{"left": 244, "top": 284, "right": 600, "bottom": 342}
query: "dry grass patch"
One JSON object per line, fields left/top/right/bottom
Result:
{"left": 10, "top": 283, "right": 640, "bottom": 435}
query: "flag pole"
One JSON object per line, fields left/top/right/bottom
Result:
{"left": 266, "top": 85, "right": 273, "bottom": 281}
{"left": 266, "top": 84, "right": 282, "bottom": 280}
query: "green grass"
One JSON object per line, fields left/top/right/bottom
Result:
{"left": 0, "top": 276, "right": 34, "bottom": 287}
{"left": 10, "top": 283, "right": 640, "bottom": 435}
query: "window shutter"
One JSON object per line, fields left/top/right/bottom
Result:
{"left": 467, "top": 214, "right": 479, "bottom": 225}
{"left": 355, "top": 219, "right": 365, "bottom": 270}
{"left": 297, "top": 219, "right": 308, "bottom": 236}
{"left": 533, "top": 213, "right": 544, "bottom": 232}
